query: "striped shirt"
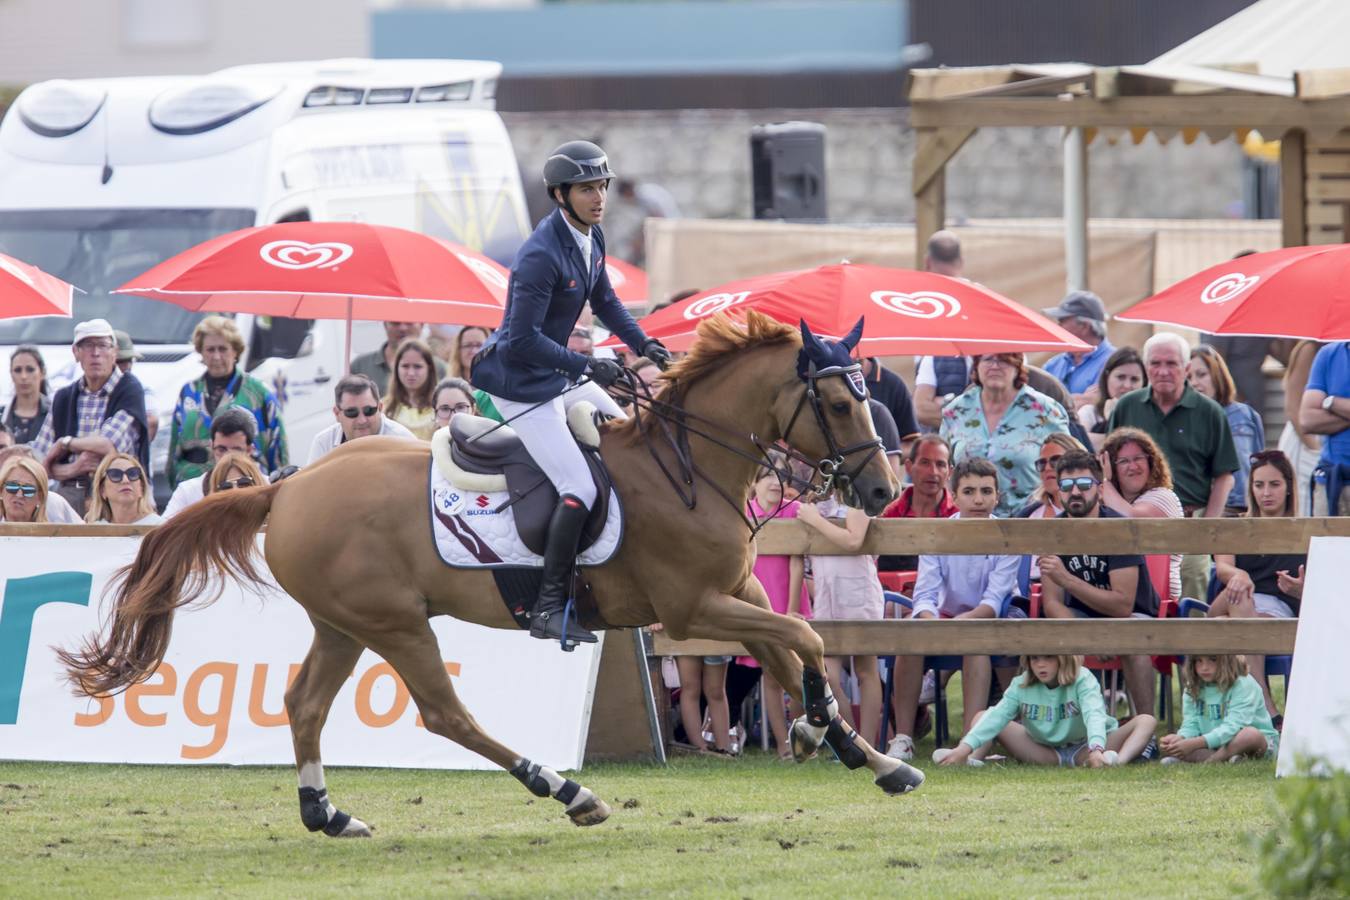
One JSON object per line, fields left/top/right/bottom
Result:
{"left": 30, "top": 367, "right": 141, "bottom": 463}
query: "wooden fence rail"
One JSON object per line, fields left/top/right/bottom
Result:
{"left": 652, "top": 618, "right": 1298, "bottom": 658}
{"left": 3, "top": 516, "right": 1347, "bottom": 555}
{"left": 752, "top": 516, "right": 1350, "bottom": 556}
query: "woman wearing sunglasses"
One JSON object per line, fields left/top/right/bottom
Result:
{"left": 86, "top": 453, "right": 161, "bottom": 525}
{"left": 206, "top": 450, "right": 266, "bottom": 497}
{"left": 0, "top": 456, "right": 50, "bottom": 523}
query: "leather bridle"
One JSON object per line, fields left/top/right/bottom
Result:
{"left": 779, "top": 361, "right": 885, "bottom": 502}
{"left": 607, "top": 361, "right": 883, "bottom": 537}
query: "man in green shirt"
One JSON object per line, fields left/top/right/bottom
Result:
{"left": 1108, "top": 332, "right": 1238, "bottom": 601}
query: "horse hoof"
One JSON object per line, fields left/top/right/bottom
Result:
{"left": 333, "top": 816, "right": 373, "bottom": 837}
{"left": 566, "top": 793, "right": 611, "bottom": 827}
{"left": 874, "top": 760, "right": 925, "bottom": 796}
{"left": 789, "top": 716, "right": 823, "bottom": 762}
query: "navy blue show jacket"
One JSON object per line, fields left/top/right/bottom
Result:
{"left": 471, "top": 208, "right": 648, "bottom": 402}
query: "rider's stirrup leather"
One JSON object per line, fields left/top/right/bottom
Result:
{"left": 530, "top": 494, "right": 597, "bottom": 645}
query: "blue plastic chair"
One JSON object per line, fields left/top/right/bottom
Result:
{"left": 1178, "top": 573, "right": 1294, "bottom": 695}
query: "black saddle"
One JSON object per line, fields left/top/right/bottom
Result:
{"left": 449, "top": 415, "right": 612, "bottom": 557}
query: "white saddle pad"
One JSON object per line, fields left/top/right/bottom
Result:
{"left": 428, "top": 459, "right": 623, "bottom": 569}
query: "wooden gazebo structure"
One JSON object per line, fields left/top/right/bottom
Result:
{"left": 907, "top": 0, "right": 1350, "bottom": 284}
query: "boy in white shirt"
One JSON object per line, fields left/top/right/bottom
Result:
{"left": 886, "top": 458, "right": 1021, "bottom": 761}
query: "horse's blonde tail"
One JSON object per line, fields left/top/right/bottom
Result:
{"left": 56, "top": 482, "right": 281, "bottom": 697}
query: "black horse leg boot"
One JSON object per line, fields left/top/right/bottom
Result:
{"left": 530, "top": 494, "right": 598, "bottom": 644}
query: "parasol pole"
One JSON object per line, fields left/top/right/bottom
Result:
{"left": 345, "top": 296, "right": 353, "bottom": 375}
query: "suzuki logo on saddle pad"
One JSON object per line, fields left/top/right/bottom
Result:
{"left": 259, "top": 240, "right": 353, "bottom": 271}
{"left": 475, "top": 495, "right": 490, "bottom": 508}
{"left": 1200, "top": 272, "right": 1260, "bottom": 305}
{"left": 870, "top": 289, "right": 962, "bottom": 319}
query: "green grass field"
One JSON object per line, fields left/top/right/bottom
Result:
{"left": 0, "top": 753, "right": 1278, "bottom": 898}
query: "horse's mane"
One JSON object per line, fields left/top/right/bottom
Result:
{"left": 610, "top": 311, "right": 800, "bottom": 441}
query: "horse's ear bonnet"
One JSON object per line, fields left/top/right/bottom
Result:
{"left": 797, "top": 317, "right": 867, "bottom": 401}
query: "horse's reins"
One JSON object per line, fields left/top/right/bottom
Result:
{"left": 608, "top": 362, "right": 884, "bottom": 539}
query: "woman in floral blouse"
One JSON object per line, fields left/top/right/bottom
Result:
{"left": 940, "top": 353, "right": 1070, "bottom": 517}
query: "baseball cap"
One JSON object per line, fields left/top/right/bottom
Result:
{"left": 72, "top": 318, "right": 116, "bottom": 346}
{"left": 114, "top": 330, "right": 143, "bottom": 362}
{"left": 1042, "top": 290, "right": 1108, "bottom": 323}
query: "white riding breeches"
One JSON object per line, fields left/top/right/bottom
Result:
{"left": 487, "top": 381, "right": 625, "bottom": 510}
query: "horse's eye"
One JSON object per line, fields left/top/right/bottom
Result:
{"left": 831, "top": 402, "right": 850, "bottom": 415}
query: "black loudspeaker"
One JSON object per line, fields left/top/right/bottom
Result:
{"left": 750, "top": 121, "right": 827, "bottom": 221}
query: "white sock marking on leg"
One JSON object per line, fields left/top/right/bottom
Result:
{"left": 298, "top": 761, "right": 325, "bottom": 792}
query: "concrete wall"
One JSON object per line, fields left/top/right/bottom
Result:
{"left": 502, "top": 108, "right": 1249, "bottom": 251}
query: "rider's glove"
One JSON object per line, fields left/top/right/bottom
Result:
{"left": 586, "top": 357, "right": 624, "bottom": 388}
{"left": 640, "top": 338, "right": 673, "bottom": 371}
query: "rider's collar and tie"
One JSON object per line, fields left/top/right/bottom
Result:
{"left": 561, "top": 215, "right": 593, "bottom": 275}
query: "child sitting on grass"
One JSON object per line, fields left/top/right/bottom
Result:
{"left": 1160, "top": 655, "right": 1279, "bottom": 764}
{"left": 935, "top": 654, "right": 1157, "bottom": 768}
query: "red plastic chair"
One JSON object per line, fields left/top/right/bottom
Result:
{"left": 877, "top": 570, "right": 917, "bottom": 600}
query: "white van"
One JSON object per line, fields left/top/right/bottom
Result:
{"left": 0, "top": 58, "right": 531, "bottom": 503}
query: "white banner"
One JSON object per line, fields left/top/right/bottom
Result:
{"left": 0, "top": 537, "right": 603, "bottom": 770}
{"left": 1278, "top": 536, "right": 1350, "bottom": 775}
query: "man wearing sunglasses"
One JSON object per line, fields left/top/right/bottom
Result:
{"left": 162, "top": 408, "right": 261, "bottom": 518}
{"left": 1038, "top": 450, "right": 1161, "bottom": 717}
{"left": 307, "top": 374, "right": 415, "bottom": 466}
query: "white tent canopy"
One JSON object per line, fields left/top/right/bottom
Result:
{"left": 1153, "top": 0, "right": 1350, "bottom": 82}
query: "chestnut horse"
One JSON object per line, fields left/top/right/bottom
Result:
{"left": 60, "top": 312, "right": 924, "bottom": 838}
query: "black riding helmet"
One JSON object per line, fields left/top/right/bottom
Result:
{"left": 543, "top": 141, "right": 615, "bottom": 222}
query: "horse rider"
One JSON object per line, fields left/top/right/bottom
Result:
{"left": 470, "top": 140, "right": 671, "bottom": 646}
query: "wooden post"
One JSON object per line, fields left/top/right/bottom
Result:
{"left": 1280, "top": 129, "right": 1307, "bottom": 247}
{"left": 583, "top": 629, "right": 666, "bottom": 764}
{"left": 913, "top": 126, "right": 976, "bottom": 264}
{"left": 915, "top": 169, "right": 945, "bottom": 265}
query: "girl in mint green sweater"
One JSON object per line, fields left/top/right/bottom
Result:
{"left": 936, "top": 655, "right": 1157, "bottom": 768}
{"left": 1160, "top": 655, "right": 1279, "bottom": 763}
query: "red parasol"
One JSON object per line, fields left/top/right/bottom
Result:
{"left": 601, "top": 263, "right": 1088, "bottom": 356}
{"left": 603, "top": 256, "right": 648, "bottom": 309}
{"left": 1116, "top": 244, "right": 1350, "bottom": 339}
{"left": 0, "top": 252, "right": 76, "bottom": 320}
{"left": 114, "top": 222, "right": 509, "bottom": 368}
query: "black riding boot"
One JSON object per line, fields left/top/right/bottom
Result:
{"left": 530, "top": 494, "right": 598, "bottom": 645}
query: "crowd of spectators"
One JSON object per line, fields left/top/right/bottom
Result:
{"left": 1, "top": 227, "right": 1338, "bottom": 765}
{"left": 673, "top": 232, "right": 1328, "bottom": 763}
{"left": 0, "top": 315, "right": 483, "bottom": 524}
